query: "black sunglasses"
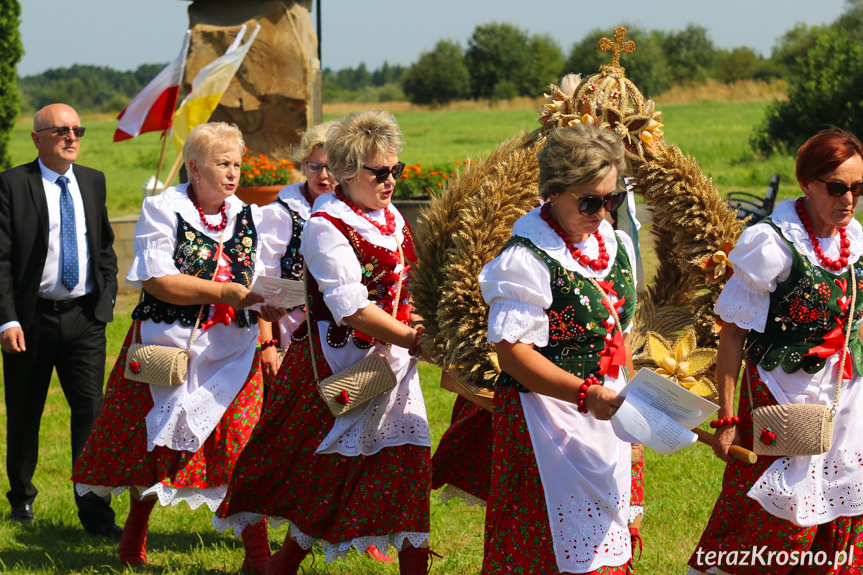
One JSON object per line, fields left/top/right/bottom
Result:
{"left": 817, "top": 178, "right": 863, "bottom": 197}
{"left": 305, "top": 160, "right": 330, "bottom": 174}
{"left": 363, "top": 162, "right": 405, "bottom": 183}
{"left": 568, "top": 190, "right": 627, "bottom": 216}
{"left": 36, "top": 126, "right": 86, "bottom": 138}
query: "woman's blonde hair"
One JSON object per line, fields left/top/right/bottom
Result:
{"left": 325, "top": 110, "right": 404, "bottom": 186}
{"left": 537, "top": 124, "right": 626, "bottom": 200}
{"left": 291, "top": 121, "right": 334, "bottom": 169}
{"left": 183, "top": 122, "right": 245, "bottom": 176}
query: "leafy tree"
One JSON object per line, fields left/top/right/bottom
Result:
{"left": 713, "top": 47, "right": 759, "bottom": 83}
{"left": 0, "top": 0, "right": 23, "bottom": 169}
{"left": 465, "top": 22, "right": 531, "bottom": 99}
{"left": 522, "top": 34, "right": 564, "bottom": 96}
{"left": 563, "top": 26, "right": 671, "bottom": 97}
{"left": 770, "top": 23, "right": 829, "bottom": 79}
{"left": 835, "top": 0, "right": 863, "bottom": 40}
{"left": 371, "top": 62, "right": 405, "bottom": 87}
{"left": 402, "top": 39, "right": 470, "bottom": 105}
{"left": 663, "top": 24, "right": 715, "bottom": 84}
{"left": 751, "top": 32, "right": 863, "bottom": 155}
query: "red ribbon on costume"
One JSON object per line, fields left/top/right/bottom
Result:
{"left": 807, "top": 277, "right": 854, "bottom": 379}
{"left": 598, "top": 330, "right": 627, "bottom": 379}
{"left": 201, "top": 243, "right": 237, "bottom": 331}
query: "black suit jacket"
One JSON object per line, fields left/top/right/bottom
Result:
{"left": 0, "top": 159, "right": 118, "bottom": 333}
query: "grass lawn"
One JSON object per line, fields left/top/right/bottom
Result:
{"left": 0, "top": 100, "right": 792, "bottom": 573}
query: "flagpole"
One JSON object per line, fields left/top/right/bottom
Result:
{"left": 150, "top": 129, "right": 170, "bottom": 197}
{"left": 159, "top": 152, "right": 184, "bottom": 194}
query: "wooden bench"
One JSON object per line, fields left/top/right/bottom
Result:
{"left": 726, "top": 174, "right": 780, "bottom": 225}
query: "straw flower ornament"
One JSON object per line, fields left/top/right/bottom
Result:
{"left": 646, "top": 328, "right": 718, "bottom": 400}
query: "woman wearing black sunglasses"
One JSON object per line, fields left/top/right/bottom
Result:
{"left": 255, "top": 121, "right": 335, "bottom": 388}
{"left": 215, "top": 110, "right": 434, "bottom": 574}
{"left": 688, "top": 130, "right": 863, "bottom": 575}
{"left": 477, "top": 124, "right": 641, "bottom": 574}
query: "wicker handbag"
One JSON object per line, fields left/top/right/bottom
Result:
{"left": 124, "top": 301, "right": 205, "bottom": 387}
{"left": 124, "top": 233, "right": 221, "bottom": 387}
{"left": 749, "top": 263, "right": 856, "bottom": 457}
{"left": 305, "top": 243, "right": 404, "bottom": 418}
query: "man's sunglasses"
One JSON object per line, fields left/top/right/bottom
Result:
{"left": 363, "top": 162, "right": 405, "bottom": 183}
{"left": 36, "top": 126, "right": 86, "bottom": 138}
{"left": 305, "top": 160, "right": 330, "bottom": 174}
{"left": 568, "top": 190, "right": 627, "bottom": 216}
{"left": 817, "top": 178, "right": 863, "bottom": 197}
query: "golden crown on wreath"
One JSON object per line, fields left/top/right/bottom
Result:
{"left": 537, "top": 27, "right": 665, "bottom": 161}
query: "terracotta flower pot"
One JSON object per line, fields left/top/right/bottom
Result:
{"left": 236, "top": 185, "right": 284, "bottom": 206}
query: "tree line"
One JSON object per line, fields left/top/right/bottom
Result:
{"left": 12, "top": 0, "right": 863, "bottom": 157}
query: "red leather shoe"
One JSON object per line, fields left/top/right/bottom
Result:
{"left": 366, "top": 544, "right": 394, "bottom": 562}
{"left": 266, "top": 535, "right": 308, "bottom": 575}
{"left": 240, "top": 519, "right": 271, "bottom": 574}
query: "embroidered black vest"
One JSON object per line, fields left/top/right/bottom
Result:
{"left": 276, "top": 199, "right": 307, "bottom": 314}
{"left": 132, "top": 205, "right": 257, "bottom": 328}
{"left": 746, "top": 219, "right": 863, "bottom": 375}
{"left": 496, "top": 234, "right": 636, "bottom": 391}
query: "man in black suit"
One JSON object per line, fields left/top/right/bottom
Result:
{"left": 0, "top": 103, "right": 121, "bottom": 537}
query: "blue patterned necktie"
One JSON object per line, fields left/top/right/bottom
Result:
{"left": 56, "top": 175, "right": 79, "bottom": 291}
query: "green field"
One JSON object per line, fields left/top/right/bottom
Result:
{"left": 1, "top": 101, "right": 791, "bottom": 574}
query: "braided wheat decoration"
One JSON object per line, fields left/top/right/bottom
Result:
{"left": 412, "top": 27, "right": 744, "bottom": 399}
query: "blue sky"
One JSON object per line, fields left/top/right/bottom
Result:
{"left": 19, "top": 0, "right": 849, "bottom": 76}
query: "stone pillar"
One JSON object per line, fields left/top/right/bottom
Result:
{"left": 183, "top": 0, "right": 319, "bottom": 160}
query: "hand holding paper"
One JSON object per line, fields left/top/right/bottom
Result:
{"left": 248, "top": 276, "right": 306, "bottom": 312}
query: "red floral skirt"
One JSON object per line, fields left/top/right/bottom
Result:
{"left": 432, "top": 395, "right": 493, "bottom": 502}
{"left": 482, "top": 384, "right": 634, "bottom": 574}
{"left": 215, "top": 332, "right": 431, "bottom": 546}
{"left": 71, "top": 325, "right": 263, "bottom": 498}
{"left": 688, "top": 362, "right": 863, "bottom": 575}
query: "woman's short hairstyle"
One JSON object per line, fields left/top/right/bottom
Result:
{"left": 538, "top": 124, "right": 626, "bottom": 201}
{"left": 183, "top": 122, "right": 245, "bottom": 175}
{"left": 325, "top": 110, "right": 404, "bottom": 186}
{"left": 796, "top": 129, "right": 863, "bottom": 186}
{"left": 291, "top": 121, "right": 334, "bottom": 169}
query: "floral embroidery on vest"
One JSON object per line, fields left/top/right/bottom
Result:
{"left": 747, "top": 220, "right": 863, "bottom": 375}
{"left": 133, "top": 205, "right": 257, "bottom": 328}
{"left": 303, "top": 212, "right": 415, "bottom": 348}
{"left": 496, "top": 234, "right": 636, "bottom": 391}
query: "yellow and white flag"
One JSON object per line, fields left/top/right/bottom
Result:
{"left": 171, "top": 24, "right": 260, "bottom": 151}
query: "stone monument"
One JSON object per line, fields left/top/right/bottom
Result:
{"left": 182, "top": 0, "right": 321, "bottom": 160}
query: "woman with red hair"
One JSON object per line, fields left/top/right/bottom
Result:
{"left": 689, "top": 129, "right": 863, "bottom": 574}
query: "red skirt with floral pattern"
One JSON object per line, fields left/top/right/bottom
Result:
{"left": 482, "top": 384, "right": 634, "bottom": 574}
{"left": 688, "top": 362, "right": 863, "bottom": 575}
{"left": 215, "top": 332, "right": 431, "bottom": 544}
{"left": 432, "top": 395, "right": 493, "bottom": 502}
{"left": 71, "top": 325, "right": 263, "bottom": 494}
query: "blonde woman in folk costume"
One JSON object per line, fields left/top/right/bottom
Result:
{"left": 479, "top": 124, "right": 643, "bottom": 574}
{"left": 214, "top": 110, "right": 435, "bottom": 575}
{"left": 71, "top": 122, "right": 286, "bottom": 572}
{"left": 257, "top": 122, "right": 336, "bottom": 385}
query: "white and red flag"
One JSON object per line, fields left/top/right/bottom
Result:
{"left": 114, "top": 30, "right": 191, "bottom": 142}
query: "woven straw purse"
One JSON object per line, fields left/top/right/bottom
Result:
{"left": 124, "top": 233, "right": 221, "bottom": 387}
{"left": 749, "top": 263, "right": 856, "bottom": 457}
{"left": 305, "top": 243, "right": 405, "bottom": 418}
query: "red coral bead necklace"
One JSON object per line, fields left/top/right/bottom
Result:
{"left": 336, "top": 187, "right": 396, "bottom": 235}
{"left": 796, "top": 197, "right": 850, "bottom": 272}
{"left": 187, "top": 185, "right": 227, "bottom": 232}
{"left": 540, "top": 203, "right": 609, "bottom": 271}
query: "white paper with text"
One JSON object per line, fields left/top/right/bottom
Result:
{"left": 611, "top": 368, "right": 718, "bottom": 455}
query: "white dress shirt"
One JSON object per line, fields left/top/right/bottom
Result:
{"left": 0, "top": 159, "right": 94, "bottom": 334}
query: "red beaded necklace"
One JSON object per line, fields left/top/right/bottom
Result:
{"left": 540, "top": 203, "right": 610, "bottom": 271}
{"left": 336, "top": 187, "right": 396, "bottom": 235}
{"left": 300, "top": 182, "right": 314, "bottom": 207}
{"left": 795, "top": 197, "right": 851, "bottom": 272}
{"left": 187, "top": 186, "right": 227, "bottom": 232}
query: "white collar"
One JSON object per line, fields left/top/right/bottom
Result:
{"left": 310, "top": 192, "right": 406, "bottom": 250}
{"left": 161, "top": 183, "right": 245, "bottom": 239}
{"left": 512, "top": 206, "right": 620, "bottom": 278}
{"left": 276, "top": 182, "right": 312, "bottom": 220}
{"left": 770, "top": 197, "right": 863, "bottom": 269}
